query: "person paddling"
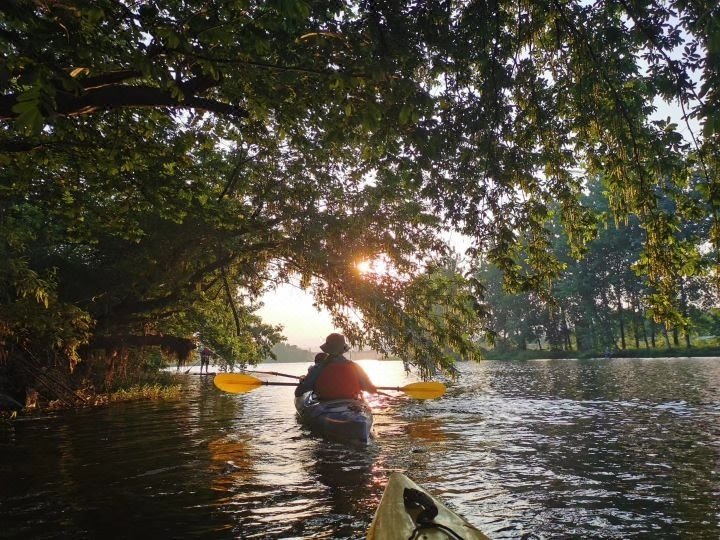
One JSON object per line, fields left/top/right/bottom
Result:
{"left": 303, "top": 352, "right": 328, "bottom": 377}
{"left": 294, "top": 333, "right": 377, "bottom": 399}
{"left": 200, "top": 346, "right": 213, "bottom": 374}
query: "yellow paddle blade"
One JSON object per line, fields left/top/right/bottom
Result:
{"left": 401, "top": 381, "right": 446, "bottom": 399}
{"left": 394, "top": 381, "right": 446, "bottom": 400}
{"left": 213, "top": 373, "right": 264, "bottom": 393}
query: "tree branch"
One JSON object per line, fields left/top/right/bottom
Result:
{"left": 80, "top": 70, "right": 143, "bottom": 89}
{"left": 98, "top": 238, "right": 280, "bottom": 325}
{"left": 83, "top": 334, "right": 196, "bottom": 360}
{"left": 0, "top": 83, "right": 247, "bottom": 120}
{"left": 222, "top": 265, "right": 243, "bottom": 336}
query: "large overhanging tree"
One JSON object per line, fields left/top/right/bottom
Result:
{"left": 1, "top": 1, "right": 718, "bottom": 388}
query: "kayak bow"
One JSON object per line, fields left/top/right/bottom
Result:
{"left": 368, "top": 472, "right": 489, "bottom": 540}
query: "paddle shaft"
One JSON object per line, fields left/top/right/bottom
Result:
{"left": 228, "top": 380, "right": 430, "bottom": 393}
{"left": 247, "top": 370, "right": 301, "bottom": 380}
{"left": 239, "top": 376, "right": 424, "bottom": 392}
{"left": 225, "top": 381, "right": 404, "bottom": 391}
{"left": 246, "top": 371, "right": 428, "bottom": 393}
{"left": 244, "top": 371, "right": 440, "bottom": 396}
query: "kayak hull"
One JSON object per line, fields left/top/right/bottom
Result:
{"left": 368, "top": 472, "right": 490, "bottom": 540}
{"left": 295, "top": 392, "right": 373, "bottom": 444}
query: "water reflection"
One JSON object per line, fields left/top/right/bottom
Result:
{"left": 306, "top": 443, "right": 379, "bottom": 538}
{"left": 208, "top": 436, "right": 254, "bottom": 492}
{"left": 1, "top": 357, "right": 719, "bottom": 539}
{"left": 405, "top": 416, "right": 449, "bottom": 442}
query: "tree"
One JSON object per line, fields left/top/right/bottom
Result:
{"left": 1, "top": 1, "right": 718, "bottom": 395}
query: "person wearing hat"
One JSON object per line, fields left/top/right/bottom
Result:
{"left": 294, "top": 333, "right": 377, "bottom": 399}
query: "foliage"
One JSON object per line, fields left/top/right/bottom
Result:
{"left": 312, "top": 255, "right": 487, "bottom": 377}
{"left": 108, "top": 383, "right": 182, "bottom": 404}
{"left": 1, "top": 1, "right": 718, "bottom": 391}
{"left": 481, "top": 345, "right": 720, "bottom": 361}
{"left": 477, "top": 177, "right": 719, "bottom": 352}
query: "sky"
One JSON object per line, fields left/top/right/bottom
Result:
{"left": 257, "top": 283, "right": 336, "bottom": 351}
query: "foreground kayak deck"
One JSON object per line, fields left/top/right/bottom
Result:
{"left": 294, "top": 392, "right": 374, "bottom": 444}
{"left": 368, "top": 473, "right": 490, "bottom": 540}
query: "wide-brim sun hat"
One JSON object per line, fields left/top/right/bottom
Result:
{"left": 320, "top": 333, "right": 350, "bottom": 355}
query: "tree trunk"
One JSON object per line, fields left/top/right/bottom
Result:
{"left": 616, "top": 291, "right": 626, "bottom": 350}
{"left": 650, "top": 322, "right": 657, "bottom": 348}
{"left": 680, "top": 285, "right": 692, "bottom": 349}
{"left": 561, "top": 309, "right": 572, "bottom": 351}
{"left": 588, "top": 313, "right": 598, "bottom": 350}
{"left": 639, "top": 307, "right": 650, "bottom": 349}
{"left": 631, "top": 310, "right": 640, "bottom": 349}
{"left": 662, "top": 326, "right": 671, "bottom": 349}
{"left": 599, "top": 290, "right": 615, "bottom": 348}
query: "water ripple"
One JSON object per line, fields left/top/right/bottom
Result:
{"left": 1, "top": 358, "right": 719, "bottom": 538}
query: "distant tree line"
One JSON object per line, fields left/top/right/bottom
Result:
{"left": 476, "top": 178, "right": 720, "bottom": 354}
{"left": 267, "top": 343, "right": 315, "bottom": 364}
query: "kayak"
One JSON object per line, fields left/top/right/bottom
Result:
{"left": 368, "top": 472, "right": 490, "bottom": 540}
{"left": 294, "top": 391, "right": 374, "bottom": 444}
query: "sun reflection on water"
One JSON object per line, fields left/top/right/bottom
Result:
{"left": 352, "top": 358, "right": 412, "bottom": 390}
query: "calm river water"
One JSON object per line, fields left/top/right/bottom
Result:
{"left": 1, "top": 357, "right": 719, "bottom": 539}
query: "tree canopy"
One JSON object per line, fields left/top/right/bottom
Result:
{"left": 478, "top": 177, "right": 719, "bottom": 354}
{"left": 1, "top": 0, "right": 718, "bottom": 387}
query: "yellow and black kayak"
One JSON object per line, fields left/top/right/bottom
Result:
{"left": 368, "top": 472, "right": 490, "bottom": 540}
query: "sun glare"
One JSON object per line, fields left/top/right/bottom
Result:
{"left": 355, "top": 257, "right": 388, "bottom": 276}
{"left": 356, "top": 260, "right": 372, "bottom": 273}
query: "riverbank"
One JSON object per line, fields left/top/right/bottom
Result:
{"left": 481, "top": 345, "right": 720, "bottom": 361}
{"left": 0, "top": 371, "right": 183, "bottom": 418}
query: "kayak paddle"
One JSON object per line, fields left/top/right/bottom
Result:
{"left": 378, "top": 381, "right": 446, "bottom": 400}
{"left": 213, "top": 373, "right": 446, "bottom": 399}
{"left": 246, "top": 370, "right": 301, "bottom": 380}
{"left": 246, "top": 371, "right": 418, "bottom": 401}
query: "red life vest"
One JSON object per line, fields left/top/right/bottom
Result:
{"left": 315, "top": 361, "right": 362, "bottom": 400}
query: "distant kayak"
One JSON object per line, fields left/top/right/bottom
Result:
{"left": 294, "top": 392, "right": 373, "bottom": 444}
{"left": 368, "top": 472, "right": 490, "bottom": 540}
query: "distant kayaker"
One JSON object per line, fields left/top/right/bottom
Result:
{"left": 294, "top": 333, "right": 377, "bottom": 399}
{"left": 200, "top": 346, "right": 213, "bottom": 373}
